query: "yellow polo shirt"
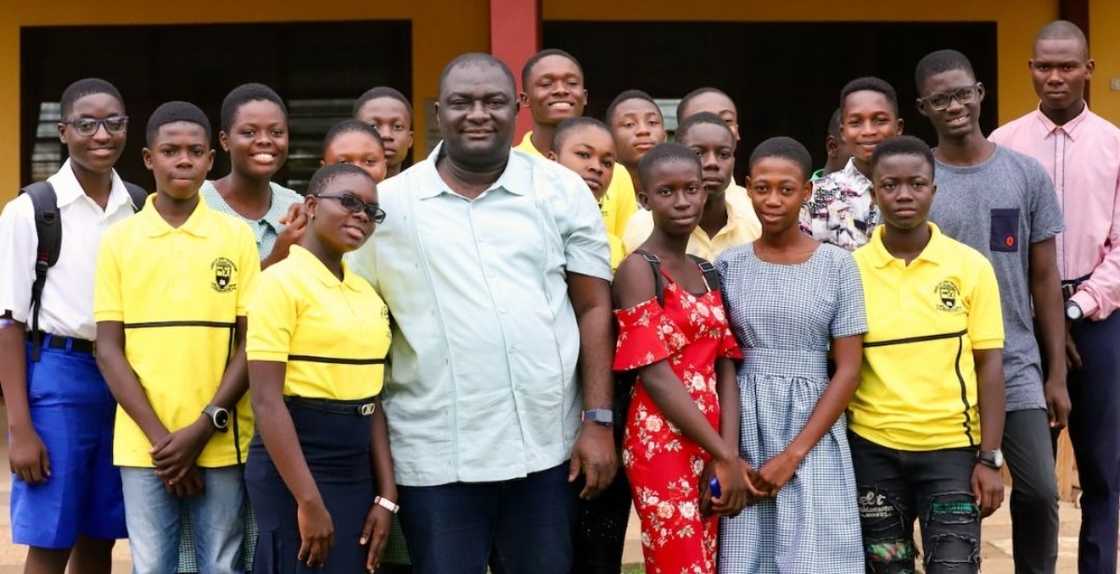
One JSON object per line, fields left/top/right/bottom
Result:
{"left": 247, "top": 245, "right": 390, "bottom": 400}
{"left": 94, "top": 195, "right": 259, "bottom": 468}
{"left": 850, "top": 224, "right": 1004, "bottom": 451}
{"left": 621, "top": 182, "right": 762, "bottom": 260}
{"left": 516, "top": 131, "right": 633, "bottom": 267}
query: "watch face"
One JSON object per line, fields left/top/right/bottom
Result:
{"left": 214, "top": 410, "right": 229, "bottom": 428}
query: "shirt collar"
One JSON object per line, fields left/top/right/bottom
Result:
{"left": 841, "top": 157, "right": 871, "bottom": 185}
{"left": 52, "top": 159, "right": 133, "bottom": 211}
{"left": 866, "top": 222, "right": 947, "bottom": 268}
{"left": 139, "top": 192, "right": 213, "bottom": 238}
{"left": 417, "top": 142, "right": 529, "bottom": 200}
{"left": 516, "top": 131, "right": 545, "bottom": 157}
{"left": 288, "top": 244, "right": 365, "bottom": 291}
{"left": 1033, "top": 103, "right": 1091, "bottom": 140}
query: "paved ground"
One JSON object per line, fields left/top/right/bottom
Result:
{"left": 0, "top": 402, "right": 1085, "bottom": 572}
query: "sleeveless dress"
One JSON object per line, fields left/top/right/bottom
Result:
{"left": 715, "top": 243, "right": 867, "bottom": 574}
{"left": 614, "top": 267, "right": 742, "bottom": 574}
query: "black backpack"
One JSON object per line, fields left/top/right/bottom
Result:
{"left": 20, "top": 180, "right": 148, "bottom": 360}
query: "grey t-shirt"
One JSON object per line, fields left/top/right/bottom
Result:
{"left": 929, "top": 145, "right": 1064, "bottom": 412}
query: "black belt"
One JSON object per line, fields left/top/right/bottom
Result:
{"left": 42, "top": 334, "right": 95, "bottom": 354}
{"left": 1061, "top": 273, "right": 1093, "bottom": 300}
{"left": 284, "top": 395, "right": 377, "bottom": 417}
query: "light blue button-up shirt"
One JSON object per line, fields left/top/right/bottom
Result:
{"left": 199, "top": 180, "right": 302, "bottom": 259}
{"left": 347, "top": 145, "right": 612, "bottom": 486}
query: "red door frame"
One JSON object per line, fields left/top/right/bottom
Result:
{"left": 490, "top": 0, "right": 541, "bottom": 141}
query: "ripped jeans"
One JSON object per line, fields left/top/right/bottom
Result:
{"left": 849, "top": 433, "right": 981, "bottom": 574}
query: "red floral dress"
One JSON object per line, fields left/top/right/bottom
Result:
{"left": 614, "top": 270, "right": 743, "bottom": 574}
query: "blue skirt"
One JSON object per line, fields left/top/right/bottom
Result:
{"left": 245, "top": 396, "right": 377, "bottom": 573}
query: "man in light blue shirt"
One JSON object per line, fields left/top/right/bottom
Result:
{"left": 348, "top": 53, "right": 616, "bottom": 574}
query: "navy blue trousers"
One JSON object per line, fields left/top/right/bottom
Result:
{"left": 397, "top": 463, "right": 576, "bottom": 574}
{"left": 1068, "top": 312, "right": 1120, "bottom": 574}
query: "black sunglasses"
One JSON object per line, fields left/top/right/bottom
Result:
{"left": 313, "top": 193, "right": 386, "bottom": 224}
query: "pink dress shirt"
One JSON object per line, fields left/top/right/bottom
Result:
{"left": 990, "top": 106, "right": 1120, "bottom": 320}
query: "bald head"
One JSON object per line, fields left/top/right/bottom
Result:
{"left": 1035, "top": 20, "right": 1088, "bottom": 59}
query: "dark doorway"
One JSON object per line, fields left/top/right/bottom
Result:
{"left": 21, "top": 20, "right": 412, "bottom": 192}
{"left": 545, "top": 21, "right": 997, "bottom": 182}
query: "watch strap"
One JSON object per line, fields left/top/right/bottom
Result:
{"left": 582, "top": 408, "right": 614, "bottom": 426}
{"left": 374, "top": 496, "right": 399, "bottom": 514}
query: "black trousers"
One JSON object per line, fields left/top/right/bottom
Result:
{"left": 849, "top": 433, "right": 980, "bottom": 574}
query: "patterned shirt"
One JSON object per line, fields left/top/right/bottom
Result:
{"left": 799, "top": 158, "right": 877, "bottom": 251}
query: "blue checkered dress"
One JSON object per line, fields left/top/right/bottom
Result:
{"left": 715, "top": 244, "right": 866, "bottom": 574}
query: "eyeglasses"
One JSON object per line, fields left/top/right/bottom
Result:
{"left": 920, "top": 85, "right": 981, "bottom": 112}
{"left": 313, "top": 193, "right": 386, "bottom": 223}
{"left": 62, "top": 116, "right": 129, "bottom": 137}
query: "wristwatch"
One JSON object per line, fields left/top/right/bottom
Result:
{"left": 1066, "top": 300, "right": 1084, "bottom": 322}
{"left": 581, "top": 408, "right": 614, "bottom": 427}
{"left": 374, "top": 496, "right": 400, "bottom": 514}
{"left": 977, "top": 449, "right": 1004, "bottom": 470}
{"left": 202, "top": 405, "right": 230, "bottom": 432}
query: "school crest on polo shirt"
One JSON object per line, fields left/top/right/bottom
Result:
{"left": 211, "top": 257, "right": 238, "bottom": 293}
{"left": 934, "top": 279, "right": 962, "bottom": 313}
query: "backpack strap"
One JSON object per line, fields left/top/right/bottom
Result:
{"left": 688, "top": 254, "right": 721, "bottom": 294}
{"left": 633, "top": 249, "right": 666, "bottom": 306}
{"left": 123, "top": 181, "right": 148, "bottom": 213}
{"left": 19, "top": 181, "right": 60, "bottom": 362}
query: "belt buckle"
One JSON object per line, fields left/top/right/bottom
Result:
{"left": 358, "top": 403, "right": 376, "bottom": 416}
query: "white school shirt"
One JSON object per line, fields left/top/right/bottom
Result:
{"left": 0, "top": 160, "right": 138, "bottom": 340}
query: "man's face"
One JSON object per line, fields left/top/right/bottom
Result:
{"left": 610, "top": 99, "right": 667, "bottom": 167}
{"left": 59, "top": 93, "right": 127, "bottom": 175}
{"left": 143, "top": 122, "right": 214, "bottom": 201}
{"left": 871, "top": 153, "right": 936, "bottom": 231}
{"left": 918, "top": 69, "right": 984, "bottom": 140}
{"left": 520, "top": 55, "right": 587, "bottom": 126}
{"left": 356, "top": 97, "right": 413, "bottom": 170}
{"left": 678, "top": 123, "right": 736, "bottom": 198}
{"left": 1030, "top": 38, "right": 1093, "bottom": 113}
{"left": 841, "top": 90, "right": 902, "bottom": 165}
{"left": 437, "top": 63, "right": 518, "bottom": 167}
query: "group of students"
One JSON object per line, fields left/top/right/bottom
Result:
{"left": 1, "top": 16, "right": 1118, "bottom": 574}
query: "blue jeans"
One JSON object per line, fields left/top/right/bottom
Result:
{"left": 120, "top": 466, "right": 245, "bottom": 574}
{"left": 397, "top": 463, "right": 576, "bottom": 574}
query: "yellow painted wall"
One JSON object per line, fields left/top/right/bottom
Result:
{"left": 547, "top": 0, "right": 1057, "bottom": 125}
{"left": 1091, "top": 0, "right": 1120, "bottom": 122}
{"left": 0, "top": 1, "right": 490, "bottom": 203}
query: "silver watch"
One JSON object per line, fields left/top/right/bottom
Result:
{"left": 581, "top": 408, "right": 614, "bottom": 427}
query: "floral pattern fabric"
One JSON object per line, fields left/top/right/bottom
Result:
{"left": 799, "top": 158, "right": 877, "bottom": 251}
{"left": 614, "top": 273, "right": 742, "bottom": 574}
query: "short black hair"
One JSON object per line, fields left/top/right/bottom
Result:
{"left": 676, "top": 87, "right": 736, "bottom": 124}
{"left": 827, "top": 107, "right": 843, "bottom": 138}
{"left": 1036, "top": 20, "right": 1089, "bottom": 58}
{"left": 553, "top": 116, "right": 611, "bottom": 151}
{"left": 220, "top": 82, "right": 288, "bottom": 133}
{"left": 322, "top": 119, "right": 384, "bottom": 156}
{"left": 439, "top": 53, "right": 516, "bottom": 97}
{"left": 353, "top": 86, "right": 413, "bottom": 120}
{"left": 840, "top": 76, "right": 899, "bottom": 116}
{"left": 637, "top": 142, "right": 701, "bottom": 189}
{"left": 606, "top": 89, "right": 661, "bottom": 126}
{"left": 871, "top": 135, "right": 935, "bottom": 179}
{"left": 60, "top": 78, "right": 124, "bottom": 118}
{"left": 674, "top": 112, "right": 734, "bottom": 144}
{"left": 915, "top": 50, "right": 976, "bottom": 93}
{"left": 146, "top": 101, "right": 212, "bottom": 146}
{"left": 521, "top": 49, "right": 583, "bottom": 88}
{"left": 307, "top": 163, "right": 376, "bottom": 198}
{"left": 749, "top": 136, "right": 812, "bottom": 179}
